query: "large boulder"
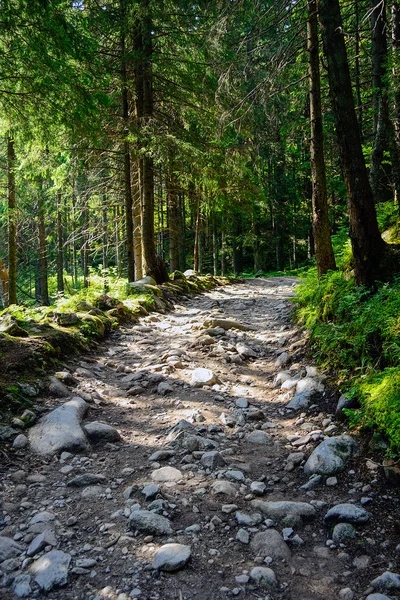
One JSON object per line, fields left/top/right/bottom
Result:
{"left": 29, "top": 397, "right": 89, "bottom": 456}
{"left": 303, "top": 435, "right": 358, "bottom": 476}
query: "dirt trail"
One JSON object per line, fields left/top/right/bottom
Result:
{"left": 1, "top": 277, "right": 399, "bottom": 600}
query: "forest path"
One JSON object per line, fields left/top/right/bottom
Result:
{"left": 1, "top": 277, "right": 398, "bottom": 600}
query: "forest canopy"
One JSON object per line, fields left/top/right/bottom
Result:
{"left": 0, "top": 0, "right": 399, "bottom": 306}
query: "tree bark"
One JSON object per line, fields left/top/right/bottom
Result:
{"left": 317, "top": 0, "right": 385, "bottom": 286}
{"left": 193, "top": 188, "right": 201, "bottom": 272}
{"left": 57, "top": 191, "right": 64, "bottom": 295}
{"left": 167, "top": 161, "right": 180, "bottom": 272}
{"left": 7, "top": 136, "right": 17, "bottom": 305}
{"left": 37, "top": 179, "right": 49, "bottom": 305}
{"left": 135, "top": 0, "right": 168, "bottom": 283}
{"left": 121, "top": 0, "right": 135, "bottom": 282}
{"left": 308, "top": 0, "right": 336, "bottom": 276}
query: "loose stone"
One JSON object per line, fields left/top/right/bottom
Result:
{"left": 152, "top": 543, "right": 191, "bottom": 571}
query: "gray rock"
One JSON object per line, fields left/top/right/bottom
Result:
{"left": 83, "top": 421, "right": 121, "bottom": 443}
{"left": 27, "top": 530, "right": 57, "bottom": 557}
{"left": 235, "top": 398, "right": 249, "bottom": 409}
{"left": 274, "top": 371, "right": 292, "bottom": 387}
{"left": 0, "top": 425, "right": 18, "bottom": 441}
{"left": 371, "top": 572, "right": 400, "bottom": 591}
{"left": 29, "top": 511, "right": 55, "bottom": 525}
{"left": 54, "top": 312, "right": 79, "bottom": 326}
{"left": 152, "top": 543, "right": 191, "bottom": 571}
{"left": 250, "top": 566, "right": 277, "bottom": 588}
{"left": 366, "top": 595, "right": 393, "bottom": 600}
{"left": 287, "top": 391, "right": 315, "bottom": 410}
{"left": 151, "top": 466, "right": 182, "bottom": 482}
{"left": 67, "top": 473, "right": 107, "bottom": 487}
{"left": 225, "top": 470, "right": 245, "bottom": 482}
{"left": 275, "top": 352, "right": 289, "bottom": 368}
{"left": 303, "top": 435, "right": 358, "bottom": 476}
{"left": 324, "top": 503, "right": 370, "bottom": 526}
{"left": 157, "top": 382, "right": 174, "bottom": 396}
{"left": 81, "top": 486, "right": 105, "bottom": 500}
{"left": 250, "top": 530, "right": 291, "bottom": 561}
{"left": 300, "top": 474, "right": 322, "bottom": 491}
{"left": 11, "top": 574, "right": 32, "bottom": 598}
{"left": 142, "top": 484, "right": 160, "bottom": 500}
{"left": 190, "top": 368, "right": 218, "bottom": 387}
{"left": 332, "top": 523, "right": 357, "bottom": 544}
{"left": 0, "top": 536, "right": 24, "bottom": 561}
{"left": 18, "top": 383, "right": 38, "bottom": 397}
{"left": 250, "top": 500, "right": 316, "bottom": 523}
{"left": 245, "top": 430, "right": 273, "bottom": 445}
{"left": 30, "top": 550, "right": 71, "bottom": 591}
{"left": 251, "top": 481, "right": 266, "bottom": 495}
{"left": 149, "top": 450, "right": 176, "bottom": 462}
{"left": 13, "top": 434, "right": 28, "bottom": 449}
{"left": 336, "top": 395, "right": 360, "bottom": 421}
{"left": 236, "top": 529, "right": 250, "bottom": 544}
{"left": 29, "top": 397, "right": 89, "bottom": 456}
{"left": 236, "top": 511, "right": 262, "bottom": 527}
{"left": 48, "top": 376, "right": 71, "bottom": 398}
{"left": 339, "top": 588, "right": 355, "bottom": 600}
{"left": 211, "top": 481, "right": 239, "bottom": 496}
{"left": 236, "top": 342, "right": 257, "bottom": 358}
{"left": 295, "top": 376, "right": 324, "bottom": 396}
{"left": 200, "top": 451, "right": 226, "bottom": 470}
{"left": 129, "top": 510, "right": 173, "bottom": 535}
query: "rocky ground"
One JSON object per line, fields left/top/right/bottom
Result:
{"left": 0, "top": 277, "right": 399, "bottom": 600}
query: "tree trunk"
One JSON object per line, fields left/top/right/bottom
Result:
{"left": 221, "top": 230, "right": 226, "bottom": 276}
{"left": 37, "top": 179, "right": 49, "bottom": 305}
{"left": 308, "top": 0, "right": 336, "bottom": 276}
{"left": 121, "top": 0, "right": 135, "bottom": 282}
{"left": 167, "top": 161, "right": 180, "bottom": 272}
{"left": 354, "top": 1, "right": 363, "bottom": 140}
{"left": 392, "top": 0, "right": 400, "bottom": 143}
{"left": 57, "top": 191, "right": 64, "bottom": 295}
{"left": 7, "top": 136, "right": 17, "bottom": 306}
{"left": 179, "top": 193, "right": 186, "bottom": 270}
{"left": 317, "top": 0, "right": 385, "bottom": 286}
{"left": 132, "top": 163, "right": 143, "bottom": 279}
{"left": 136, "top": 0, "right": 168, "bottom": 283}
{"left": 193, "top": 189, "right": 201, "bottom": 272}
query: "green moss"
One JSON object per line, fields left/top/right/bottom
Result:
{"left": 358, "top": 368, "right": 400, "bottom": 451}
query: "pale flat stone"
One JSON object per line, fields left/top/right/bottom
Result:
{"left": 152, "top": 543, "right": 191, "bottom": 571}
{"left": 29, "top": 397, "right": 89, "bottom": 456}
{"left": 245, "top": 430, "right": 273, "bottom": 445}
{"left": 151, "top": 466, "right": 182, "bottom": 482}
{"left": 190, "top": 368, "right": 218, "bottom": 387}
{"left": 30, "top": 550, "right": 71, "bottom": 591}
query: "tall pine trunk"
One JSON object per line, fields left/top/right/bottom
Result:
{"left": 308, "top": 0, "right": 336, "bottom": 276}
{"left": 121, "top": 0, "right": 135, "bottom": 282}
{"left": 317, "top": 0, "right": 385, "bottom": 286}
{"left": 37, "top": 179, "right": 49, "bottom": 305}
{"left": 7, "top": 136, "right": 17, "bottom": 306}
{"left": 136, "top": 0, "right": 168, "bottom": 283}
{"left": 57, "top": 191, "right": 64, "bottom": 296}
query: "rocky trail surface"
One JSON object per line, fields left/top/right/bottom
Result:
{"left": 0, "top": 277, "right": 399, "bottom": 600}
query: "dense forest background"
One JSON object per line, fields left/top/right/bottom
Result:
{"left": 0, "top": 0, "right": 399, "bottom": 306}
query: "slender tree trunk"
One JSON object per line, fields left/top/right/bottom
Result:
{"left": 213, "top": 215, "right": 218, "bottom": 276}
{"left": 221, "top": 229, "right": 226, "bottom": 276}
{"left": 132, "top": 164, "right": 143, "bottom": 279}
{"left": 317, "top": 0, "right": 385, "bottom": 286}
{"left": 121, "top": 0, "right": 135, "bottom": 282}
{"left": 57, "top": 191, "right": 64, "bottom": 295}
{"left": 37, "top": 179, "right": 49, "bottom": 305}
{"left": 167, "top": 161, "right": 180, "bottom": 272}
{"left": 7, "top": 136, "right": 17, "bottom": 306}
{"left": 179, "top": 193, "right": 186, "bottom": 270}
{"left": 72, "top": 189, "right": 78, "bottom": 288}
{"left": 193, "top": 189, "right": 201, "bottom": 272}
{"left": 136, "top": 0, "right": 168, "bottom": 283}
{"left": 81, "top": 195, "right": 89, "bottom": 289}
{"left": 308, "top": 0, "right": 336, "bottom": 276}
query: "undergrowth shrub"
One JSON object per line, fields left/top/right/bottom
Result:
{"left": 295, "top": 270, "right": 400, "bottom": 451}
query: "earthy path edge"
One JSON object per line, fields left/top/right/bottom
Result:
{"left": 0, "top": 272, "right": 231, "bottom": 416}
